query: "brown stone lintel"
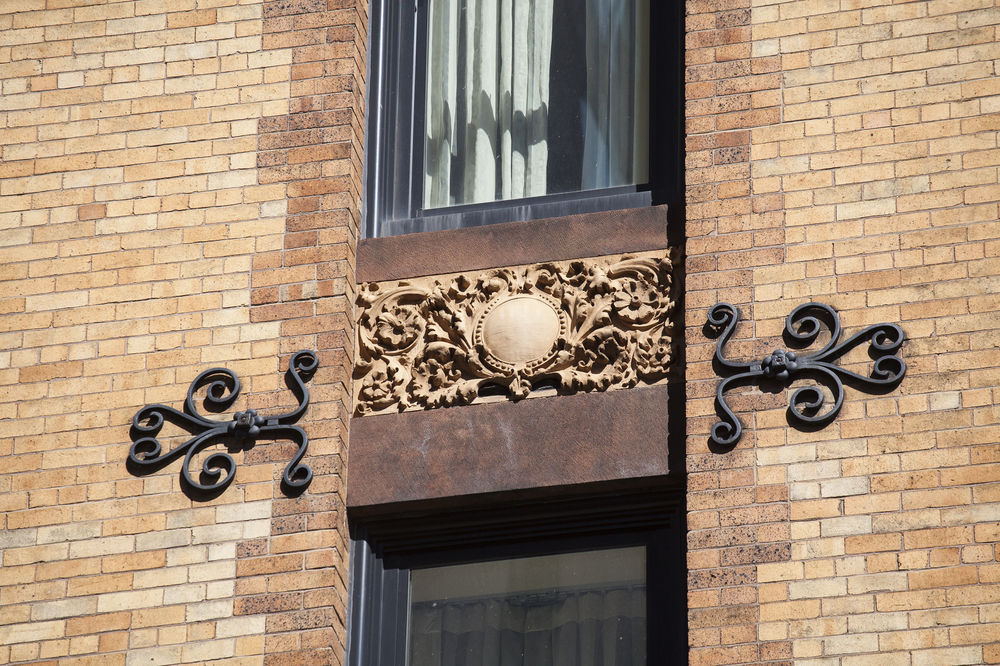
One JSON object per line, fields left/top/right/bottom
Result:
{"left": 347, "top": 384, "right": 672, "bottom": 509}
{"left": 357, "top": 204, "right": 669, "bottom": 283}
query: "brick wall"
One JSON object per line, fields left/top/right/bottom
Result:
{"left": 0, "top": 1, "right": 361, "bottom": 664}
{"left": 3, "top": 0, "right": 999, "bottom": 664}
{"left": 687, "top": 0, "right": 1000, "bottom": 664}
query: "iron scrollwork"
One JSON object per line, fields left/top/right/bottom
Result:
{"left": 128, "top": 351, "right": 318, "bottom": 497}
{"left": 706, "top": 303, "right": 906, "bottom": 448}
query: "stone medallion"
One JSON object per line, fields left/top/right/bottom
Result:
{"left": 477, "top": 294, "right": 568, "bottom": 371}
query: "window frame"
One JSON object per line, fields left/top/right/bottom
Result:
{"left": 345, "top": 485, "right": 687, "bottom": 665}
{"left": 363, "top": 0, "right": 682, "bottom": 239}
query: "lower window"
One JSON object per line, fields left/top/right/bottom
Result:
{"left": 346, "top": 486, "right": 685, "bottom": 665}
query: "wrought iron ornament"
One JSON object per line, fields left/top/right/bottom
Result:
{"left": 128, "top": 351, "right": 318, "bottom": 496}
{"left": 706, "top": 303, "right": 905, "bottom": 448}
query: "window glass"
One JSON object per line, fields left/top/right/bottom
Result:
{"left": 407, "top": 546, "right": 647, "bottom": 665}
{"left": 422, "top": 0, "right": 650, "bottom": 210}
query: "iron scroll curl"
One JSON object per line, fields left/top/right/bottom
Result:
{"left": 705, "top": 303, "right": 905, "bottom": 449}
{"left": 128, "top": 351, "right": 318, "bottom": 498}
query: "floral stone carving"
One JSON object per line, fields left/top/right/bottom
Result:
{"left": 354, "top": 252, "right": 674, "bottom": 415}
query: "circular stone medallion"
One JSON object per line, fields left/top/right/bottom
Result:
{"left": 480, "top": 296, "right": 562, "bottom": 365}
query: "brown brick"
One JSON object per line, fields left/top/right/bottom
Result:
{"left": 235, "top": 554, "right": 304, "bottom": 577}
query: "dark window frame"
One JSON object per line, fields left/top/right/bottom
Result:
{"left": 345, "top": 484, "right": 687, "bottom": 665}
{"left": 363, "top": 0, "right": 683, "bottom": 239}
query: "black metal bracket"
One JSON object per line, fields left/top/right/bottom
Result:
{"left": 705, "top": 303, "right": 905, "bottom": 449}
{"left": 128, "top": 351, "right": 318, "bottom": 499}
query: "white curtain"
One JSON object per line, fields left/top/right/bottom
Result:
{"left": 422, "top": 0, "right": 648, "bottom": 209}
{"left": 582, "top": 0, "right": 648, "bottom": 190}
{"left": 410, "top": 587, "right": 646, "bottom": 666}
{"left": 424, "top": 0, "right": 555, "bottom": 208}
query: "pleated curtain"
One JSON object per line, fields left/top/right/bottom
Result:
{"left": 423, "top": 0, "right": 647, "bottom": 209}
{"left": 424, "top": 0, "right": 555, "bottom": 208}
{"left": 581, "top": 0, "right": 648, "bottom": 191}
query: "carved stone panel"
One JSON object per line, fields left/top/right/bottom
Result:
{"left": 354, "top": 251, "right": 675, "bottom": 416}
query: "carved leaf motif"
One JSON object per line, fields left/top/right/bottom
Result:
{"left": 353, "top": 252, "right": 675, "bottom": 415}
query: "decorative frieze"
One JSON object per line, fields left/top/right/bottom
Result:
{"left": 354, "top": 252, "right": 675, "bottom": 415}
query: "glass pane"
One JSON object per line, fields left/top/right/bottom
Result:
{"left": 422, "top": 0, "right": 650, "bottom": 210}
{"left": 408, "top": 546, "right": 646, "bottom": 665}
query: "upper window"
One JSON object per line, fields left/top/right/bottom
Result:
{"left": 366, "top": 0, "right": 676, "bottom": 238}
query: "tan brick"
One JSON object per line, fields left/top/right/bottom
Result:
{"left": 0, "top": 620, "right": 65, "bottom": 646}
{"left": 760, "top": 599, "right": 821, "bottom": 622}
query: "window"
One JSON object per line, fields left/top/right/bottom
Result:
{"left": 345, "top": 486, "right": 686, "bottom": 665}
{"left": 365, "top": 0, "right": 680, "bottom": 238}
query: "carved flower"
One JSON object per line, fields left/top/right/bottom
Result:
{"left": 583, "top": 327, "right": 628, "bottom": 366}
{"left": 412, "top": 342, "right": 463, "bottom": 395}
{"left": 482, "top": 275, "right": 508, "bottom": 295}
{"left": 374, "top": 306, "right": 422, "bottom": 349}
{"left": 585, "top": 265, "right": 613, "bottom": 295}
{"left": 359, "top": 363, "right": 404, "bottom": 410}
{"left": 455, "top": 274, "right": 474, "bottom": 292}
{"left": 612, "top": 279, "right": 660, "bottom": 325}
{"left": 357, "top": 282, "right": 381, "bottom": 309}
{"left": 637, "top": 332, "right": 672, "bottom": 375}
{"left": 422, "top": 358, "right": 458, "bottom": 389}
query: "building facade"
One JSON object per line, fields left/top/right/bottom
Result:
{"left": 0, "top": 0, "right": 998, "bottom": 664}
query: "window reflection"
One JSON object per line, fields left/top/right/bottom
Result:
{"left": 408, "top": 546, "right": 647, "bottom": 665}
